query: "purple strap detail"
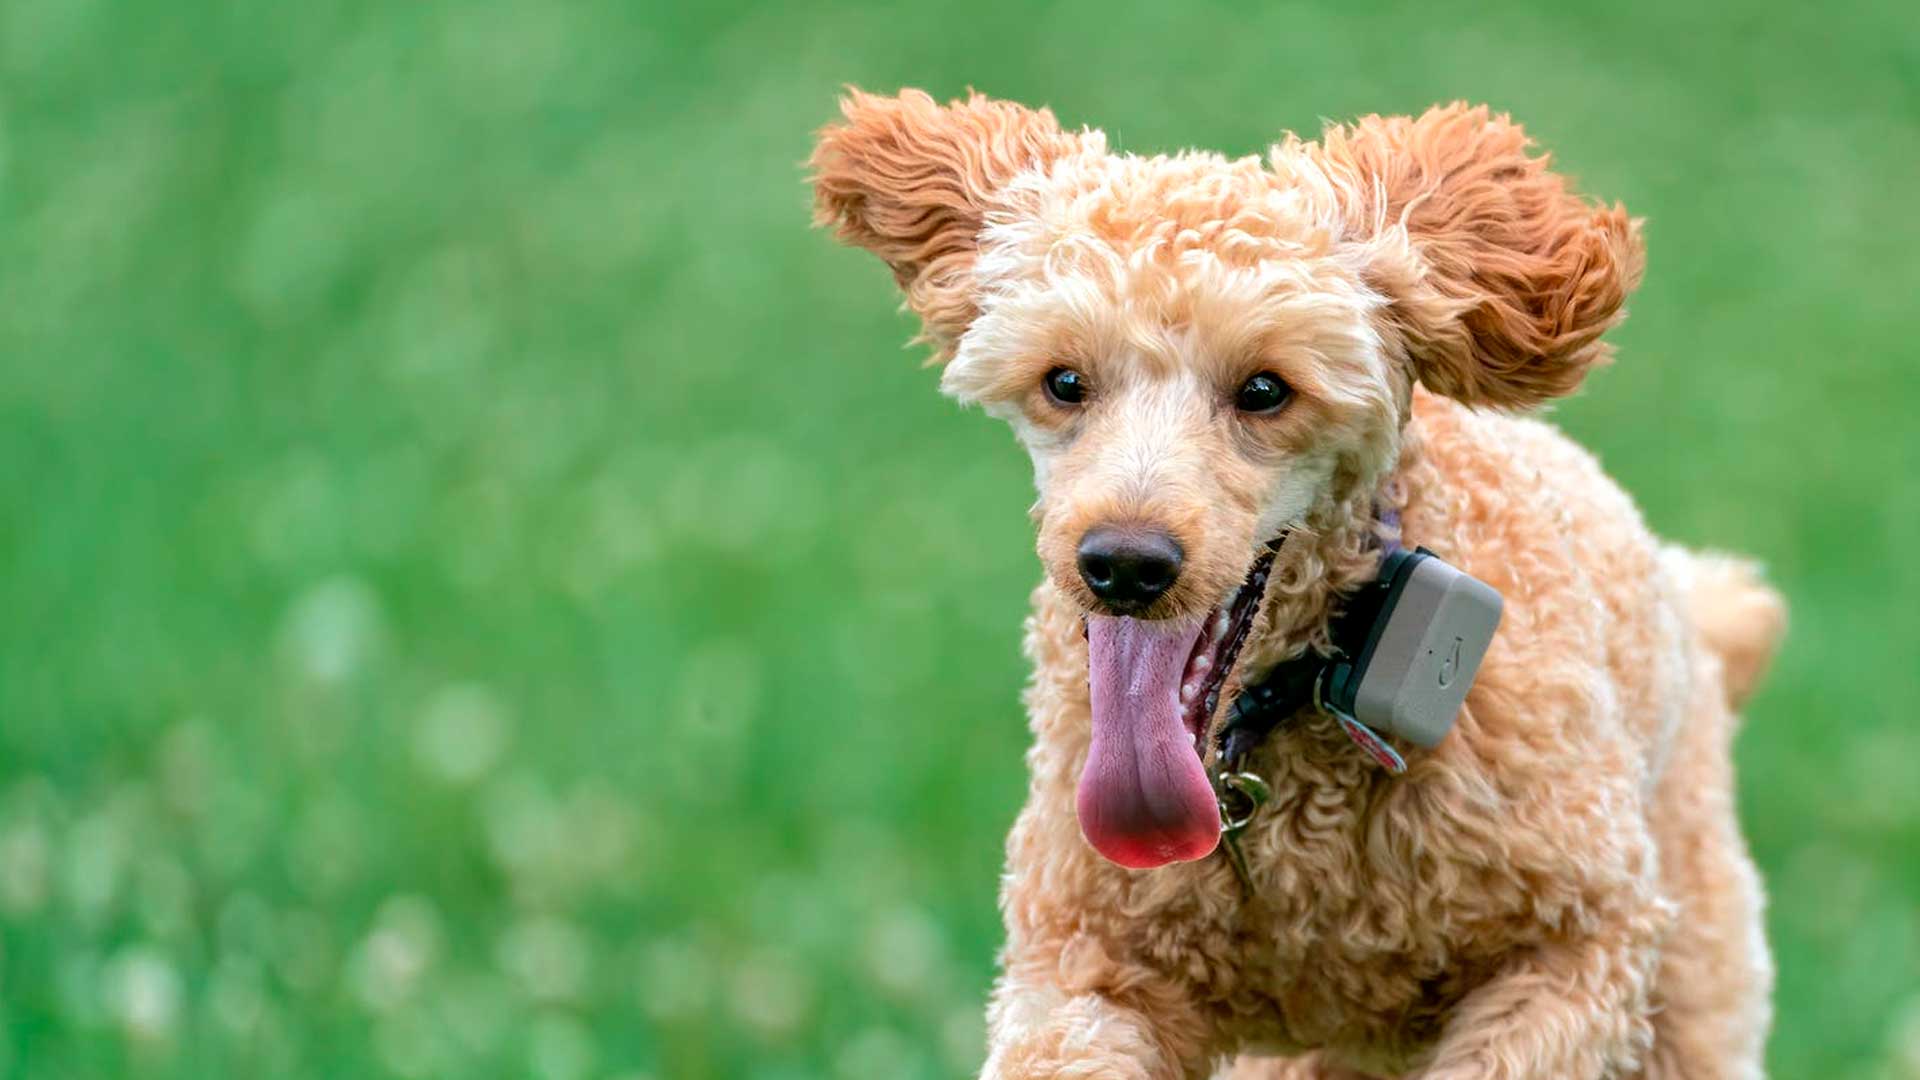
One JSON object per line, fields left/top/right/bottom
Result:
{"left": 1376, "top": 506, "right": 1403, "bottom": 556}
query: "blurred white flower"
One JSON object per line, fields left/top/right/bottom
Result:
{"left": 1891, "top": 992, "right": 1920, "bottom": 1079}
{"left": 834, "top": 1027, "right": 925, "bottom": 1080}
{"left": 347, "top": 895, "right": 443, "bottom": 1012}
{"left": 555, "top": 461, "right": 664, "bottom": 603}
{"left": 726, "top": 948, "right": 810, "bottom": 1041}
{"left": 62, "top": 809, "right": 130, "bottom": 928}
{"left": 103, "top": 945, "right": 182, "bottom": 1044}
{"left": 862, "top": 905, "right": 944, "bottom": 1000}
{"left": 277, "top": 575, "right": 386, "bottom": 684}
{"left": 483, "top": 775, "right": 565, "bottom": 878}
{"left": 413, "top": 682, "right": 513, "bottom": 784}
{"left": 941, "top": 1005, "right": 986, "bottom": 1076}
{"left": 821, "top": 819, "right": 907, "bottom": 912}
{"left": 496, "top": 916, "right": 590, "bottom": 1003}
{"left": 561, "top": 780, "right": 640, "bottom": 888}
{"left": 747, "top": 872, "right": 837, "bottom": 955}
{"left": 482, "top": 774, "right": 645, "bottom": 906}
{"left": 0, "top": 818, "right": 49, "bottom": 915}
{"left": 658, "top": 437, "right": 823, "bottom": 556}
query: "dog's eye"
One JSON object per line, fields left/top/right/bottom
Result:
{"left": 1235, "top": 373, "right": 1292, "bottom": 414}
{"left": 1044, "top": 367, "right": 1089, "bottom": 405}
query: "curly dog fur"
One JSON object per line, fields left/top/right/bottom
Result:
{"left": 812, "top": 89, "right": 1783, "bottom": 1080}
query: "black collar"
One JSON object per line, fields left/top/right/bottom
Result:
{"left": 1213, "top": 518, "right": 1409, "bottom": 773}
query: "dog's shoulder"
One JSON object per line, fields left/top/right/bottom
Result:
{"left": 1404, "top": 388, "right": 1687, "bottom": 741}
{"left": 1387, "top": 390, "right": 1681, "bottom": 910}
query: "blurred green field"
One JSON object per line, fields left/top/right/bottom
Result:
{"left": 1, "top": 1, "right": 1917, "bottom": 1077}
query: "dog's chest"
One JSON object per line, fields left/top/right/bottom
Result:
{"left": 1187, "top": 727, "right": 1531, "bottom": 1059}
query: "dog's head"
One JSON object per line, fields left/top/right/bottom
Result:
{"left": 812, "top": 90, "right": 1641, "bottom": 868}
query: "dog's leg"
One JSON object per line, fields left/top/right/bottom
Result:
{"left": 981, "top": 941, "right": 1212, "bottom": 1080}
{"left": 1412, "top": 917, "right": 1664, "bottom": 1080}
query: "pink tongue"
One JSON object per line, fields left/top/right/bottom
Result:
{"left": 1076, "top": 615, "right": 1221, "bottom": 868}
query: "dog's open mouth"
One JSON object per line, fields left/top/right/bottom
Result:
{"left": 1077, "top": 543, "right": 1279, "bottom": 869}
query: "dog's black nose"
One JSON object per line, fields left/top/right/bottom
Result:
{"left": 1077, "top": 525, "right": 1183, "bottom": 612}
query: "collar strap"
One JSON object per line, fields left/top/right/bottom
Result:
{"left": 1214, "top": 510, "right": 1407, "bottom": 771}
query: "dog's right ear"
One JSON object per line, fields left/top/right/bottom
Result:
{"left": 810, "top": 88, "right": 1083, "bottom": 362}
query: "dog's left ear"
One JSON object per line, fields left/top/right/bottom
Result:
{"left": 1302, "top": 103, "right": 1645, "bottom": 409}
{"left": 811, "top": 88, "right": 1084, "bottom": 361}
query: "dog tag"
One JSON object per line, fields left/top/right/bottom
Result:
{"left": 1315, "top": 669, "right": 1409, "bottom": 774}
{"left": 1332, "top": 710, "right": 1408, "bottom": 774}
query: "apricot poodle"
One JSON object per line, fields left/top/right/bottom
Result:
{"left": 811, "top": 89, "right": 1783, "bottom": 1080}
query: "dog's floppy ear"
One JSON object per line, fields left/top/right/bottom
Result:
{"left": 1307, "top": 103, "right": 1644, "bottom": 409}
{"left": 811, "top": 88, "right": 1082, "bottom": 361}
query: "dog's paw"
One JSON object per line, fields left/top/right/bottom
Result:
{"left": 981, "top": 984, "right": 1194, "bottom": 1080}
{"left": 981, "top": 1029, "right": 1161, "bottom": 1080}
{"left": 982, "top": 1057, "right": 1154, "bottom": 1080}
{"left": 1411, "top": 1059, "right": 1493, "bottom": 1080}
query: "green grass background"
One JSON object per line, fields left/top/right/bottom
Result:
{"left": 2, "top": 1, "right": 1917, "bottom": 1077}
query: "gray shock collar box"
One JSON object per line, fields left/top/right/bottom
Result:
{"left": 1321, "top": 547, "right": 1504, "bottom": 747}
